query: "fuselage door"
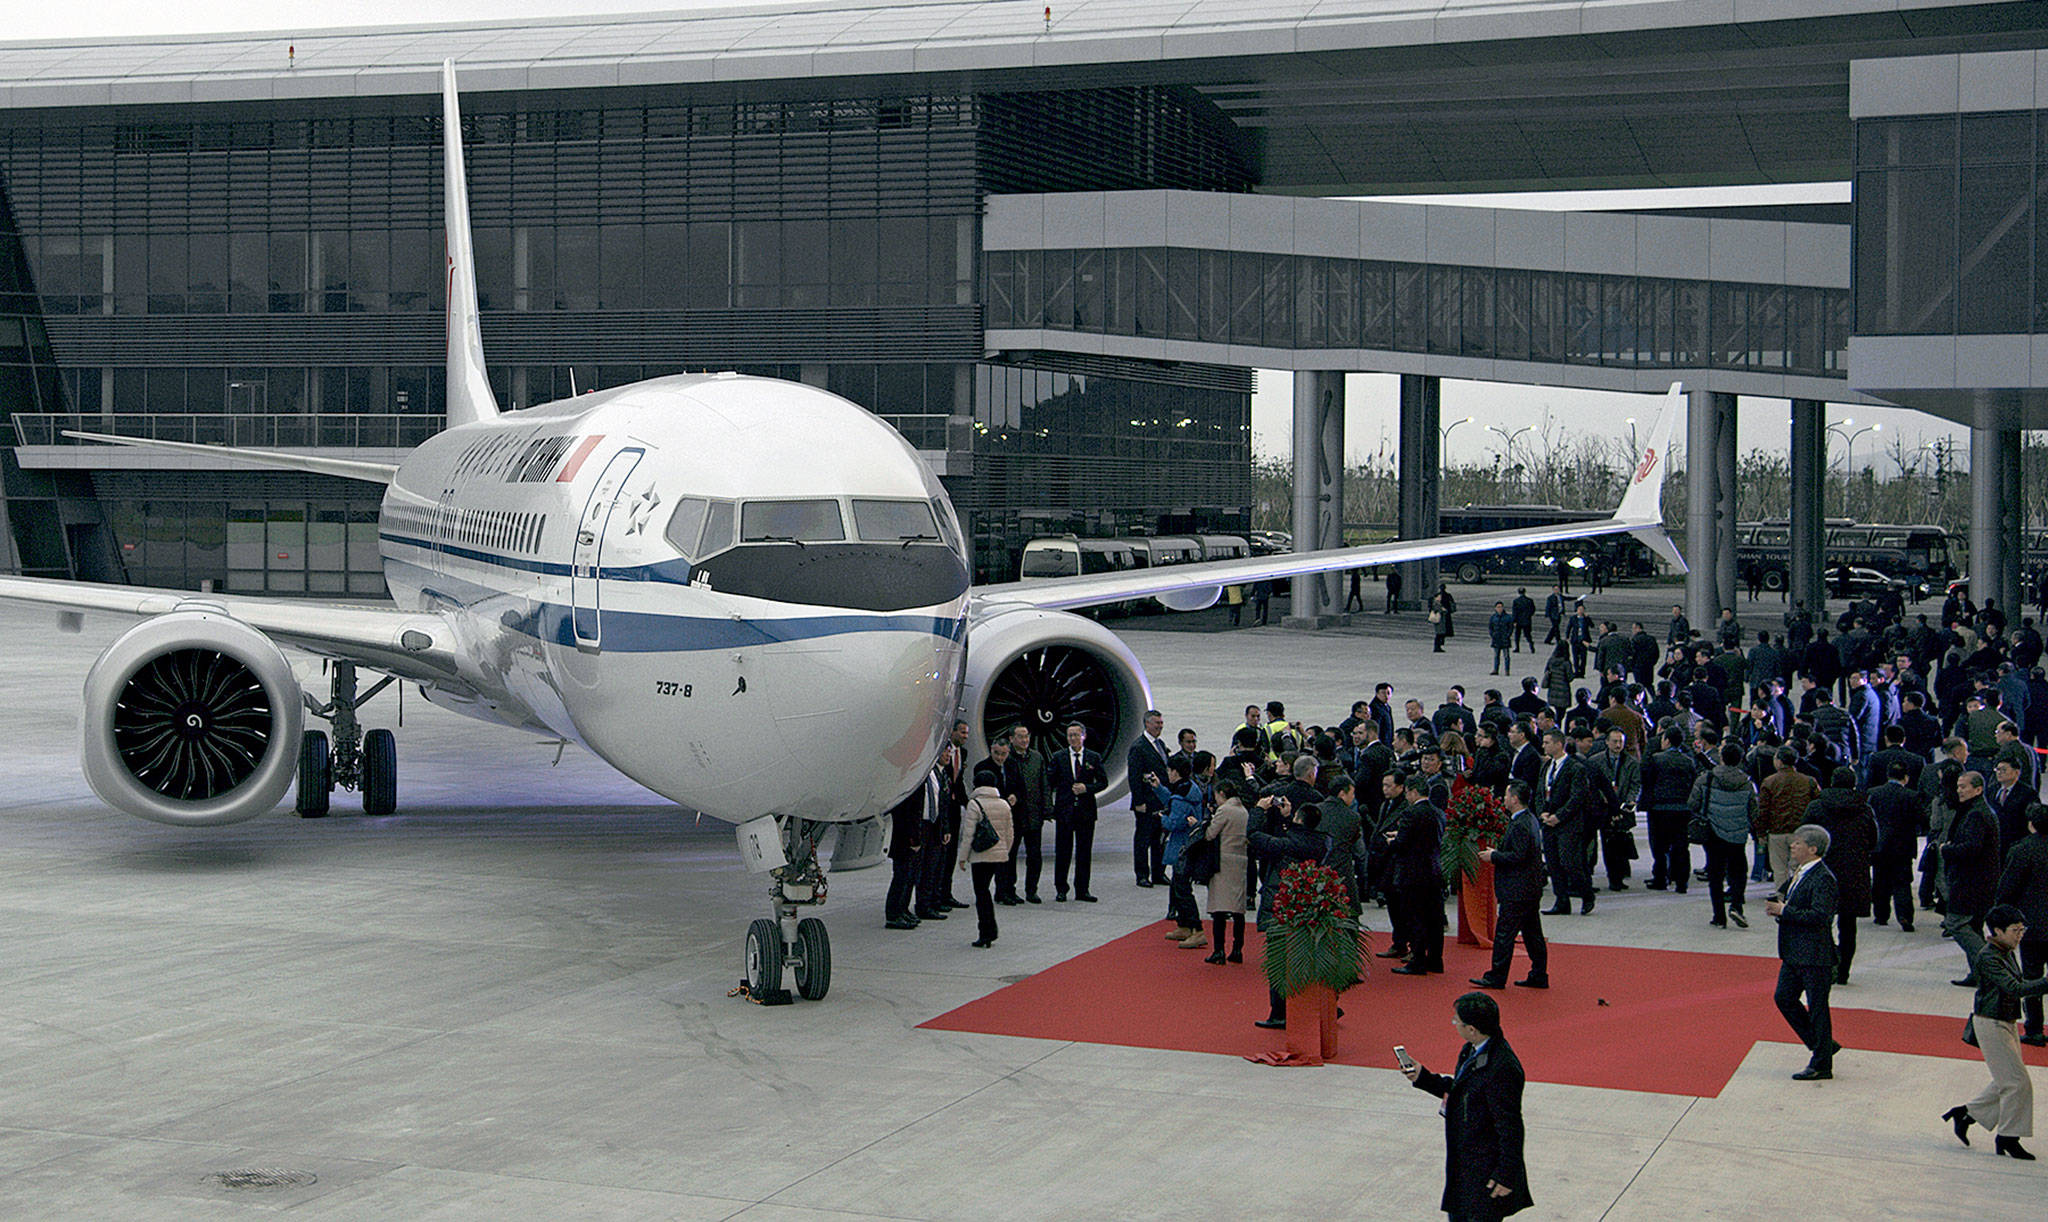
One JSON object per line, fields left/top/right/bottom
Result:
{"left": 570, "top": 447, "right": 644, "bottom": 651}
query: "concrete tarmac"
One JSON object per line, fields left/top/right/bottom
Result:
{"left": 0, "top": 586, "right": 2034, "bottom": 1218}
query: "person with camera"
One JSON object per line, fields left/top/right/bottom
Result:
{"left": 1149, "top": 751, "right": 1217, "bottom": 950}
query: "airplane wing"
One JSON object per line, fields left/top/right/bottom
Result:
{"left": 0, "top": 575, "right": 464, "bottom": 684}
{"left": 975, "top": 382, "right": 1685, "bottom": 614}
{"left": 61, "top": 431, "right": 398, "bottom": 484}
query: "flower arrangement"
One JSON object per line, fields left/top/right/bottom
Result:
{"left": 1262, "top": 861, "right": 1367, "bottom": 997}
{"left": 1441, "top": 784, "right": 1509, "bottom": 890}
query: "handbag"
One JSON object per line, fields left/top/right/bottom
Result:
{"left": 1428, "top": 609, "right": 1441, "bottom": 624}
{"left": 1184, "top": 820, "right": 1220, "bottom": 884}
{"left": 968, "top": 799, "right": 999, "bottom": 854}
{"left": 1963, "top": 1011, "right": 1979, "bottom": 1048}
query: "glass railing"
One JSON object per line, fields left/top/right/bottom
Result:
{"left": 11, "top": 413, "right": 446, "bottom": 449}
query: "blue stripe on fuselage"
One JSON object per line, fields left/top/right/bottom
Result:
{"left": 383, "top": 550, "right": 966, "bottom": 654}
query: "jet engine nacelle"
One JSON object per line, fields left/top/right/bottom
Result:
{"left": 958, "top": 604, "right": 1153, "bottom": 801}
{"left": 81, "top": 609, "right": 305, "bottom": 827}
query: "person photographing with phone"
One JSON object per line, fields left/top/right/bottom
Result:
{"left": 1399, "top": 992, "right": 1533, "bottom": 1220}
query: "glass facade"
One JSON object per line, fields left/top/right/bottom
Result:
{"left": 1854, "top": 111, "right": 2040, "bottom": 335}
{"left": 985, "top": 246, "right": 1852, "bottom": 377}
{"left": 0, "top": 83, "right": 1256, "bottom": 589}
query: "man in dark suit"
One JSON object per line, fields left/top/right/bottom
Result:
{"left": 1869, "top": 760, "right": 1927, "bottom": 931}
{"left": 1768, "top": 823, "right": 1841, "bottom": 1080}
{"left": 1995, "top": 808, "right": 2048, "bottom": 1045}
{"left": 1471, "top": 780, "right": 1549, "bottom": 990}
{"left": 882, "top": 782, "right": 925, "bottom": 929}
{"left": 1126, "top": 709, "right": 1173, "bottom": 888}
{"left": 1050, "top": 721, "right": 1107, "bottom": 902}
{"left": 1401, "top": 992, "right": 1534, "bottom": 1221}
{"left": 1507, "top": 720, "right": 1543, "bottom": 796}
{"left": 975, "top": 735, "right": 1027, "bottom": 906}
{"left": 1369, "top": 682, "right": 1397, "bottom": 746}
{"left": 1387, "top": 772, "right": 1446, "bottom": 976}
{"left": 1991, "top": 759, "right": 2033, "bottom": 863}
{"left": 1003, "top": 724, "right": 1050, "bottom": 904}
{"left": 1537, "top": 729, "right": 1596, "bottom": 915}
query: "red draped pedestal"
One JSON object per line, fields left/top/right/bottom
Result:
{"left": 1456, "top": 858, "right": 1497, "bottom": 947}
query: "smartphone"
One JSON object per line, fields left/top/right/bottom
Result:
{"left": 1394, "top": 1045, "right": 1416, "bottom": 1071}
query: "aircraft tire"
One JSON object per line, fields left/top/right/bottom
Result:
{"left": 793, "top": 917, "right": 831, "bottom": 1001}
{"left": 296, "top": 730, "right": 331, "bottom": 818}
{"left": 362, "top": 728, "right": 397, "bottom": 816}
{"left": 746, "top": 918, "right": 785, "bottom": 995}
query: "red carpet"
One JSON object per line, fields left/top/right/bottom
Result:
{"left": 921, "top": 924, "right": 2048, "bottom": 1097}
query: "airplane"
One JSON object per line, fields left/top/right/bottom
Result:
{"left": 0, "top": 63, "right": 1684, "bottom": 1005}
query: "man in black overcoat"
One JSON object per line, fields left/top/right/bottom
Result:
{"left": 1049, "top": 721, "right": 1108, "bottom": 902}
{"left": 1402, "top": 992, "right": 1534, "bottom": 1220}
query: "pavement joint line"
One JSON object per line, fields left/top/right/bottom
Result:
{"left": 754, "top": 1041, "right": 1075, "bottom": 1215}
{"left": 1599, "top": 1094, "right": 1698, "bottom": 1220}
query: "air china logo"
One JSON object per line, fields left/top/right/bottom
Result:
{"left": 1634, "top": 446, "right": 1659, "bottom": 483}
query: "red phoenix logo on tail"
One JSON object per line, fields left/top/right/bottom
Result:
{"left": 1634, "top": 446, "right": 1658, "bottom": 483}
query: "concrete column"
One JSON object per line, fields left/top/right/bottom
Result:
{"left": 1285, "top": 370, "right": 1347, "bottom": 628}
{"left": 1396, "top": 374, "right": 1440, "bottom": 611}
{"left": 1684, "top": 389, "right": 1727, "bottom": 628}
{"left": 1715, "top": 394, "right": 1738, "bottom": 616}
{"left": 1788, "top": 400, "right": 1826, "bottom": 623}
{"left": 1970, "top": 402, "right": 2007, "bottom": 617}
{"left": 1999, "top": 426, "right": 2024, "bottom": 615}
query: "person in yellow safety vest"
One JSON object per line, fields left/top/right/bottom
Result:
{"left": 1232, "top": 704, "right": 1270, "bottom": 760}
{"left": 1263, "top": 700, "right": 1300, "bottom": 761}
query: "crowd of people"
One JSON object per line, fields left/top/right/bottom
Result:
{"left": 885, "top": 580, "right": 2048, "bottom": 1161}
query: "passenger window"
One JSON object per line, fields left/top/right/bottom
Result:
{"left": 852, "top": 498, "right": 940, "bottom": 542}
{"left": 741, "top": 499, "right": 845, "bottom": 543}
{"left": 665, "top": 497, "right": 709, "bottom": 558}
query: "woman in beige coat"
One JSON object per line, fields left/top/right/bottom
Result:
{"left": 960, "top": 785, "right": 1014, "bottom": 948}
{"left": 1202, "top": 779, "right": 1251, "bottom": 964}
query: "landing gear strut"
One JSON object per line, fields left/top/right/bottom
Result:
{"left": 297, "top": 660, "right": 400, "bottom": 817}
{"left": 735, "top": 815, "right": 832, "bottom": 1002}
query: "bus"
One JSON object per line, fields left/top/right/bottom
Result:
{"left": 1434, "top": 504, "right": 1659, "bottom": 585}
{"left": 1734, "top": 520, "right": 1956, "bottom": 592}
{"left": 1018, "top": 533, "right": 1249, "bottom": 612}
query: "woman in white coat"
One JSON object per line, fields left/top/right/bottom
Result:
{"left": 959, "top": 785, "right": 1014, "bottom": 948}
{"left": 1202, "top": 778, "right": 1251, "bottom": 964}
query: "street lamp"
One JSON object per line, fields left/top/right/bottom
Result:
{"left": 1487, "top": 423, "right": 1533, "bottom": 456}
{"left": 1827, "top": 419, "right": 1880, "bottom": 518}
{"left": 1440, "top": 415, "right": 1474, "bottom": 449}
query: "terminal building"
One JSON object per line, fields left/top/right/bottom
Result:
{"left": 1, "top": 1, "right": 2047, "bottom": 615}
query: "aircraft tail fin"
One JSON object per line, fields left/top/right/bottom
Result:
{"left": 442, "top": 60, "right": 499, "bottom": 429}
{"left": 1614, "top": 381, "right": 1687, "bottom": 573}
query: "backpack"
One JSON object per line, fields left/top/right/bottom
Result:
{"left": 1182, "top": 820, "right": 1220, "bottom": 884}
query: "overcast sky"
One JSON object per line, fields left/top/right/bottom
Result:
{"left": 13, "top": 3, "right": 1965, "bottom": 476}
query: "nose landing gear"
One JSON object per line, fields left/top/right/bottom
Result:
{"left": 734, "top": 815, "right": 832, "bottom": 1003}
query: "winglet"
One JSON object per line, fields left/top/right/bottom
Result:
{"left": 1616, "top": 382, "right": 1687, "bottom": 574}
{"left": 442, "top": 60, "right": 499, "bottom": 428}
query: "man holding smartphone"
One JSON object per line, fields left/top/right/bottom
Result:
{"left": 1400, "top": 992, "right": 1533, "bottom": 1220}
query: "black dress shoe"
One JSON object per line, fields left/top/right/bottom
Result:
{"left": 1390, "top": 963, "right": 1430, "bottom": 976}
{"left": 1077, "top": 893, "right": 1098, "bottom": 902}
{"left": 1729, "top": 910, "right": 1748, "bottom": 928}
{"left": 1580, "top": 895, "right": 1596, "bottom": 915}
{"left": 1136, "top": 879, "right": 1155, "bottom": 888}
{"left": 1899, "top": 923, "right": 1914, "bottom": 932}
{"left": 1791, "top": 1067, "right": 1832, "bottom": 1081}
{"left": 1027, "top": 893, "right": 1042, "bottom": 904}
{"left": 1645, "top": 881, "right": 1668, "bottom": 891}
{"left": 1610, "top": 881, "right": 1630, "bottom": 891}
{"left": 1204, "top": 952, "right": 1226, "bottom": 965}
{"left": 2022, "top": 1033, "right": 2048, "bottom": 1047}
{"left": 1254, "top": 1017, "right": 1286, "bottom": 1030}
{"left": 1514, "top": 976, "right": 1550, "bottom": 989}
{"left": 1945, "top": 1105, "right": 1974, "bottom": 1146}
{"left": 1470, "top": 976, "right": 1507, "bottom": 990}
{"left": 1151, "top": 875, "right": 1170, "bottom": 886}
{"left": 1056, "top": 891, "right": 1069, "bottom": 902}
{"left": 943, "top": 898, "right": 968, "bottom": 909}
{"left": 885, "top": 918, "right": 920, "bottom": 930}
{"left": 1375, "top": 947, "right": 1412, "bottom": 959}
{"left": 915, "top": 909, "right": 948, "bottom": 921}
{"left": 971, "top": 938, "right": 993, "bottom": 948}
{"left": 1543, "top": 905, "right": 1572, "bottom": 916}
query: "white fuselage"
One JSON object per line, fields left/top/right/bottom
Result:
{"left": 378, "top": 373, "right": 970, "bottom": 824}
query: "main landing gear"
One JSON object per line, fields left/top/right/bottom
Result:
{"left": 296, "top": 660, "right": 400, "bottom": 817}
{"left": 736, "top": 815, "right": 833, "bottom": 1003}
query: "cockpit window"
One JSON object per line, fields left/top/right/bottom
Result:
{"left": 931, "top": 496, "right": 963, "bottom": 552}
{"left": 665, "top": 497, "right": 709, "bottom": 559}
{"left": 700, "top": 500, "right": 736, "bottom": 558}
{"left": 741, "top": 499, "right": 845, "bottom": 543}
{"left": 852, "top": 499, "right": 942, "bottom": 543}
